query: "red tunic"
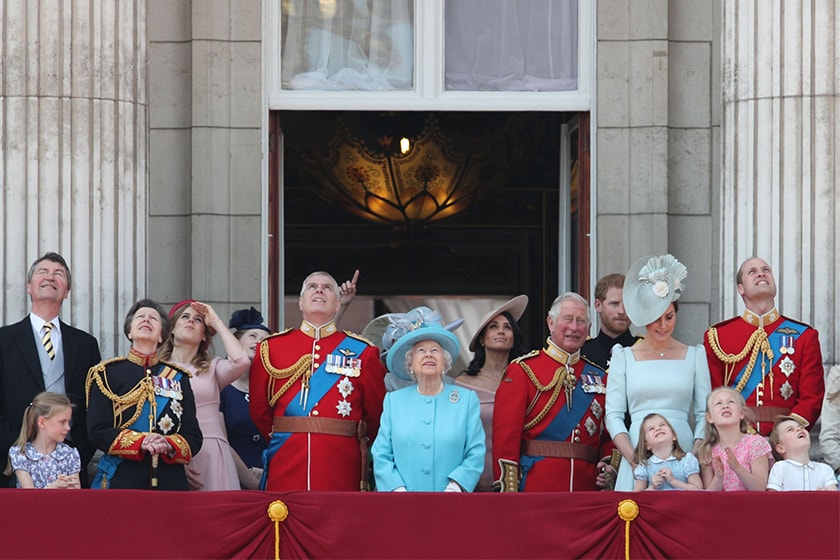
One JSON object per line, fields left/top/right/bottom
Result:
{"left": 704, "top": 309, "right": 825, "bottom": 435}
{"left": 249, "top": 320, "right": 386, "bottom": 491}
{"left": 492, "top": 340, "right": 612, "bottom": 492}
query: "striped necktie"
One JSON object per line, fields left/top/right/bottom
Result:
{"left": 42, "top": 323, "right": 55, "bottom": 360}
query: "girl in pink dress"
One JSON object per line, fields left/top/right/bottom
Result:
{"left": 698, "top": 387, "right": 772, "bottom": 490}
{"left": 159, "top": 300, "right": 249, "bottom": 491}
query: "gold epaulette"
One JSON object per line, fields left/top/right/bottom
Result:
{"left": 261, "top": 327, "right": 294, "bottom": 341}
{"left": 343, "top": 330, "right": 375, "bottom": 346}
{"left": 85, "top": 357, "right": 154, "bottom": 429}
{"left": 511, "top": 349, "right": 540, "bottom": 364}
{"left": 85, "top": 357, "right": 129, "bottom": 405}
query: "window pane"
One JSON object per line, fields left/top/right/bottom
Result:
{"left": 281, "top": 0, "right": 414, "bottom": 91}
{"left": 445, "top": 0, "right": 578, "bottom": 92}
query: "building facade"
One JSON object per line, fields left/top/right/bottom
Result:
{"left": 1, "top": 0, "right": 837, "bottom": 373}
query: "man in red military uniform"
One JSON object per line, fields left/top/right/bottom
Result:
{"left": 493, "top": 292, "right": 613, "bottom": 492}
{"left": 704, "top": 257, "right": 825, "bottom": 435}
{"left": 250, "top": 271, "right": 386, "bottom": 491}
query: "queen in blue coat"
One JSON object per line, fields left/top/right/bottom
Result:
{"left": 372, "top": 321, "right": 485, "bottom": 492}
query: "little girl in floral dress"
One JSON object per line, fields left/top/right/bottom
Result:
{"left": 5, "top": 392, "right": 81, "bottom": 489}
{"left": 698, "top": 387, "right": 772, "bottom": 490}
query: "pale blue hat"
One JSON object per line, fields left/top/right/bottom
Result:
{"left": 381, "top": 307, "right": 461, "bottom": 380}
{"left": 623, "top": 254, "right": 687, "bottom": 326}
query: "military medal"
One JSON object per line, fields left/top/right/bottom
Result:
{"left": 336, "top": 399, "right": 352, "bottom": 417}
{"left": 779, "top": 356, "right": 796, "bottom": 377}
{"left": 780, "top": 380, "right": 794, "bottom": 400}
{"left": 584, "top": 417, "right": 597, "bottom": 436}
{"left": 338, "top": 377, "right": 354, "bottom": 398}
{"left": 785, "top": 335, "right": 795, "bottom": 355}
{"left": 779, "top": 335, "right": 795, "bottom": 355}
{"left": 590, "top": 399, "right": 603, "bottom": 420}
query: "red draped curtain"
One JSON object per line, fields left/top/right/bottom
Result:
{"left": 1, "top": 490, "right": 837, "bottom": 558}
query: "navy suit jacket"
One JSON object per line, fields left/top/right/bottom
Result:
{"left": 0, "top": 316, "right": 101, "bottom": 486}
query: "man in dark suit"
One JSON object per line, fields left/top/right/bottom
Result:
{"left": 0, "top": 252, "right": 101, "bottom": 486}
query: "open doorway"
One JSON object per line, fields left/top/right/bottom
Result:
{"left": 267, "top": 110, "right": 589, "bottom": 364}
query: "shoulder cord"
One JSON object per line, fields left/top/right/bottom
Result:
{"left": 521, "top": 362, "right": 574, "bottom": 431}
{"left": 259, "top": 343, "right": 313, "bottom": 407}
{"left": 86, "top": 368, "right": 153, "bottom": 429}
{"left": 706, "top": 327, "right": 773, "bottom": 394}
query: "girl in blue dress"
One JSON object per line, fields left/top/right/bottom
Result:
{"left": 633, "top": 413, "right": 702, "bottom": 490}
{"left": 5, "top": 392, "right": 81, "bottom": 489}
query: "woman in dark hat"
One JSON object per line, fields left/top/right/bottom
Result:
{"left": 372, "top": 318, "right": 485, "bottom": 492}
{"left": 220, "top": 307, "right": 272, "bottom": 489}
{"left": 455, "top": 295, "right": 528, "bottom": 491}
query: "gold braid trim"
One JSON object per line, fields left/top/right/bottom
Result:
{"left": 259, "top": 344, "right": 313, "bottom": 407}
{"left": 521, "top": 362, "right": 567, "bottom": 431}
{"left": 85, "top": 362, "right": 155, "bottom": 429}
{"left": 166, "top": 434, "right": 192, "bottom": 463}
{"left": 706, "top": 327, "right": 773, "bottom": 392}
{"left": 109, "top": 429, "right": 144, "bottom": 455}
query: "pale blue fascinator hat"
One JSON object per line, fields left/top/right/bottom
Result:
{"left": 622, "top": 254, "right": 687, "bottom": 327}
{"left": 366, "top": 307, "right": 461, "bottom": 381}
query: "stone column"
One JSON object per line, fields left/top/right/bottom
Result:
{"left": 147, "top": 0, "right": 263, "bottom": 320}
{"left": 0, "top": 1, "right": 147, "bottom": 355}
{"left": 720, "top": 0, "right": 838, "bottom": 362}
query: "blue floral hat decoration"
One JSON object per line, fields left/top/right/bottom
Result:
{"left": 229, "top": 306, "right": 271, "bottom": 334}
{"left": 380, "top": 307, "right": 461, "bottom": 381}
{"left": 362, "top": 306, "right": 462, "bottom": 360}
{"left": 622, "top": 254, "right": 687, "bottom": 327}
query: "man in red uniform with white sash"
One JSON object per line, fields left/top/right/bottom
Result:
{"left": 250, "top": 271, "right": 386, "bottom": 491}
{"left": 704, "top": 257, "right": 824, "bottom": 435}
{"left": 493, "top": 292, "right": 613, "bottom": 491}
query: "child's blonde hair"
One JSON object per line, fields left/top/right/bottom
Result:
{"left": 3, "top": 392, "right": 74, "bottom": 475}
{"left": 697, "top": 386, "right": 753, "bottom": 465}
{"left": 634, "top": 413, "right": 687, "bottom": 466}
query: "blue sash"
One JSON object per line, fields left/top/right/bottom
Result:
{"left": 732, "top": 319, "right": 801, "bottom": 399}
{"left": 92, "top": 365, "right": 184, "bottom": 489}
{"left": 260, "top": 335, "right": 367, "bottom": 489}
{"left": 519, "top": 362, "right": 602, "bottom": 490}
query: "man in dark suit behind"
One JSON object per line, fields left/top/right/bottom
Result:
{"left": 0, "top": 252, "right": 101, "bottom": 486}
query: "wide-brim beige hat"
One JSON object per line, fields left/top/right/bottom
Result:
{"left": 469, "top": 295, "right": 529, "bottom": 351}
{"left": 622, "top": 254, "right": 687, "bottom": 327}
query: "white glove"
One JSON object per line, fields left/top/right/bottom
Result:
{"left": 444, "top": 480, "right": 462, "bottom": 492}
{"left": 393, "top": 486, "right": 407, "bottom": 492}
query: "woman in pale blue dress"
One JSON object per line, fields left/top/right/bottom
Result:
{"left": 605, "top": 255, "right": 712, "bottom": 491}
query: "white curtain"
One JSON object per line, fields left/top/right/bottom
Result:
{"left": 444, "top": 0, "right": 578, "bottom": 91}
{"left": 281, "top": 0, "right": 414, "bottom": 90}
{"left": 280, "top": 0, "right": 577, "bottom": 92}
{"left": 383, "top": 296, "right": 513, "bottom": 376}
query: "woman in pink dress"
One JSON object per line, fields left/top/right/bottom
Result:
{"left": 158, "top": 300, "right": 249, "bottom": 491}
{"left": 455, "top": 296, "right": 528, "bottom": 491}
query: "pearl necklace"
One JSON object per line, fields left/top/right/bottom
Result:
{"left": 417, "top": 382, "right": 445, "bottom": 396}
